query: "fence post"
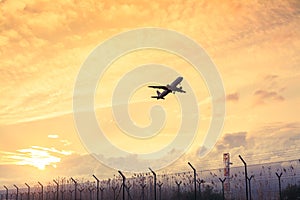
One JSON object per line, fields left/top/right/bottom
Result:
{"left": 149, "top": 168, "right": 157, "bottom": 200}
{"left": 25, "top": 183, "right": 30, "bottom": 200}
{"left": 239, "top": 155, "right": 249, "bottom": 200}
{"left": 14, "top": 184, "right": 19, "bottom": 200}
{"left": 38, "top": 182, "right": 43, "bottom": 200}
{"left": 275, "top": 172, "right": 283, "bottom": 200}
{"left": 53, "top": 179, "right": 59, "bottom": 200}
{"left": 118, "top": 171, "right": 126, "bottom": 200}
{"left": 92, "top": 175, "right": 100, "bottom": 200}
{"left": 4, "top": 185, "right": 8, "bottom": 200}
{"left": 71, "top": 178, "right": 77, "bottom": 200}
{"left": 188, "top": 162, "right": 197, "bottom": 200}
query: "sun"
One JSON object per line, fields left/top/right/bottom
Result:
{"left": 6, "top": 146, "right": 68, "bottom": 170}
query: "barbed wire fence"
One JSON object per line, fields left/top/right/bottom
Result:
{"left": 1, "top": 158, "right": 299, "bottom": 200}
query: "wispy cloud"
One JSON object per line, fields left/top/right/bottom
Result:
{"left": 226, "top": 92, "right": 239, "bottom": 102}
{"left": 254, "top": 89, "right": 284, "bottom": 104}
{"left": 48, "top": 134, "right": 59, "bottom": 139}
{"left": 0, "top": 146, "right": 72, "bottom": 170}
{"left": 0, "top": 0, "right": 299, "bottom": 125}
{"left": 253, "top": 74, "right": 286, "bottom": 105}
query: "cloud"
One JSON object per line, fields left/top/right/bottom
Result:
{"left": 0, "top": 122, "right": 299, "bottom": 184}
{"left": 48, "top": 134, "right": 59, "bottom": 139}
{"left": 0, "top": 0, "right": 299, "bottom": 125}
{"left": 226, "top": 92, "right": 239, "bottom": 102}
{"left": 252, "top": 74, "right": 286, "bottom": 105}
{"left": 254, "top": 90, "right": 284, "bottom": 104}
{"left": 216, "top": 131, "right": 247, "bottom": 151}
{"left": 0, "top": 146, "right": 72, "bottom": 170}
{"left": 60, "top": 139, "right": 72, "bottom": 146}
{"left": 197, "top": 146, "right": 208, "bottom": 157}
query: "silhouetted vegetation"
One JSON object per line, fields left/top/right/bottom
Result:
{"left": 171, "top": 185, "right": 222, "bottom": 200}
{"left": 282, "top": 184, "right": 300, "bottom": 200}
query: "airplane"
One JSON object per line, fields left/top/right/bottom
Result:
{"left": 148, "top": 76, "right": 186, "bottom": 100}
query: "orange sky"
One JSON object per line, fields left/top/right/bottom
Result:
{"left": 0, "top": 0, "right": 299, "bottom": 185}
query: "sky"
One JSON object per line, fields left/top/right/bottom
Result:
{"left": 0, "top": 0, "right": 300, "bottom": 185}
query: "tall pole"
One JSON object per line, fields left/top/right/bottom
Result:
{"left": 71, "top": 178, "right": 77, "bottom": 200}
{"left": 14, "top": 184, "right": 19, "bottom": 200}
{"left": 4, "top": 185, "right": 8, "bottom": 200}
{"left": 38, "top": 182, "right": 43, "bottom": 200}
{"left": 239, "top": 155, "right": 249, "bottom": 200}
{"left": 25, "top": 183, "right": 30, "bottom": 200}
{"left": 219, "top": 178, "right": 226, "bottom": 200}
{"left": 93, "top": 175, "right": 100, "bottom": 200}
{"left": 53, "top": 180, "right": 59, "bottom": 200}
{"left": 118, "top": 171, "right": 126, "bottom": 200}
{"left": 149, "top": 168, "right": 157, "bottom": 200}
{"left": 276, "top": 172, "right": 283, "bottom": 200}
{"left": 188, "top": 162, "right": 197, "bottom": 200}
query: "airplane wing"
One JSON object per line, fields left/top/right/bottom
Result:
{"left": 177, "top": 89, "right": 186, "bottom": 93}
{"left": 173, "top": 87, "right": 186, "bottom": 93}
{"left": 148, "top": 86, "right": 169, "bottom": 90}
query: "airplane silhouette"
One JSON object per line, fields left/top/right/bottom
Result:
{"left": 148, "top": 77, "right": 186, "bottom": 100}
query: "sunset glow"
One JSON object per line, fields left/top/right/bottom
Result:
{"left": 0, "top": 0, "right": 299, "bottom": 185}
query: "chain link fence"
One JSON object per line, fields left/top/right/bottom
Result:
{"left": 1, "top": 159, "right": 299, "bottom": 200}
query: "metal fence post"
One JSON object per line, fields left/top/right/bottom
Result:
{"left": 92, "top": 175, "right": 100, "bottom": 200}
{"left": 149, "top": 168, "right": 157, "bottom": 200}
{"left": 188, "top": 162, "right": 197, "bottom": 200}
{"left": 239, "top": 155, "right": 249, "bottom": 200}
